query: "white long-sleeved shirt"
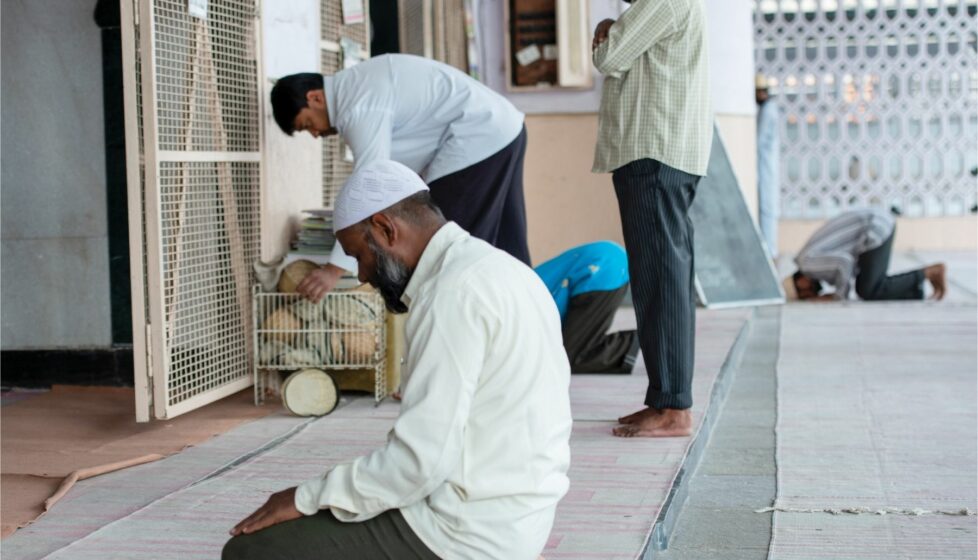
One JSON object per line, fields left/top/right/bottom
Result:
{"left": 296, "top": 222, "right": 572, "bottom": 560}
{"left": 794, "top": 208, "right": 895, "bottom": 300}
{"left": 324, "top": 54, "right": 525, "bottom": 272}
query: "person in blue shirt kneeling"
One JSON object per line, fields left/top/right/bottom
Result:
{"left": 535, "top": 241, "right": 640, "bottom": 373}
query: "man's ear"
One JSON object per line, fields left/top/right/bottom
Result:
{"left": 368, "top": 213, "right": 398, "bottom": 247}
{"left": 305, "top": 89, "right": 326, "bottom": 110}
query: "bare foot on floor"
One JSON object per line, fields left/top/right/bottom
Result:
{"left": 924, "top": 263, "right": 947, "bottom": 301}
{"left": 613, "top": 408, "right": 692, "bottom": 438}
{"left": 617, "top": 407, "right": 658, "bottom": 425}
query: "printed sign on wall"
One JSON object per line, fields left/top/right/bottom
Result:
{"left": 188, "top": 0, "right": 208, "bottom": 19}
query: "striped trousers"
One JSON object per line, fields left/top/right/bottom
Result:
{"left": 612, "top": 158, "right": 700, "bottom": 410}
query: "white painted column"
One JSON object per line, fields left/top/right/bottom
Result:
{"left": 260, "top": 0, "right": 324, "bottom": 262}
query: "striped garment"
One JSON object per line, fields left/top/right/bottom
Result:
{"left": 795, "top": 209, "right": 895, "bottom": 299}
{"left": 591, "top": 0, "right": 712, "bottom": 176}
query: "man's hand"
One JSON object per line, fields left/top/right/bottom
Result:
{"left": 592, "top": 19, "right": 615, "bottom": 50}
{"left": 230, "top": 487, "right": 303, "bottom": 536}
{"left": 296, "top": 263, "right": 346, "bottom": 303}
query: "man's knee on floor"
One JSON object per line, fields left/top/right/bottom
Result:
{"left": 855, "top": 283, "right": 880, "bottom": 301}
{"left": 222, "top": 535, "right": 247, "bottom": 560}
{"left": 222, "top": 534, "right": 273, "bottom": 560}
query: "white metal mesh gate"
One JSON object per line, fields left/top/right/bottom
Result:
{"left": 121, "top": 0, "right": 262, "bottom": 421}
{"left": 754, "top": 0, "right": 978, "bottom": 219}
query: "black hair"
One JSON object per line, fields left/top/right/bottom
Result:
{"left": 270, "top": 73, "right": 324, "bottom": 135}
{"left": 793, "top": 270, "right": 823, "bottom": 296}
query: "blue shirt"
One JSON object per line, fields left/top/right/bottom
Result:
{"left": 534, "top": 241, "right": 629, "bottom": 321}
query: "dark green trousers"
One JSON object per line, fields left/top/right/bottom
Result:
{"left": 854, "top": 229, "right": 925, "bottom": 300}
{"left": 563, "top": 285, "right": 635, "bottom": 373}
{"left": 222, "top": 509, "right": 440, "bottom": 560}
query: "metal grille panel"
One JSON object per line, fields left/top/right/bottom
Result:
{"left": 398, "top": 0, "right": 468, "bottom": 70}
{"left": 321, "top": 49, "right": 353, "bottom": 207}
{"left": 438, "top": 0, "right": 469, "bottom": 71}
{"left": 754, "top": 0, "right": 978, "bottom": 218}
{"left": 153, "top": 0, "right": 259, "bottom": 152}
{"left": 159, "top": 162, "right": 260, "bottom": 405}
{"left": 399, "top": 0, "right": 429, "bottom": 56}
{"left": 135, "top": 0, "right": 262, "bottom": 417}
{"left": 320, "top": 0, "right": 369, "bottom": 207}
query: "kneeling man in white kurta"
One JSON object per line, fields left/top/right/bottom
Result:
{"left": 224, "top": 160, "right": 573, "bottom": 560}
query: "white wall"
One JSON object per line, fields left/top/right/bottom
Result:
{"left": 704, "top": 0, "right": 755, "bottom": 117}
{"left": 260, "top": 0, "right": 325, "bottom": 262}
{"left": 476, "top": 0, "right": 757, "bottom": 118}
{"left": 1, "top": 0, "right": 112, "bottom": 349}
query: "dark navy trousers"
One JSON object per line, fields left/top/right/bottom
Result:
{"left": 613, "top": 158, "right": 700, "bottom": 410}
{"left": 427, "top": 126, "right": 531, "bottom": 266}
{"left": 855, "top": 229, "right": 925, "bottom": 300}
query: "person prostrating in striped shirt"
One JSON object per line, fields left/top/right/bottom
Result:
{"left": 784, "top": 208, "right": 947, "bottom": 302}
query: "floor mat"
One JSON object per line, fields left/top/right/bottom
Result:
{"left": 770, "top": 303, "right": 978, "bottom": 559}
{"left": 1, "top": 385, "right": 277, "bottom": 537}
{"left": 17, "top": 310, "right": 750, "bottom": 560}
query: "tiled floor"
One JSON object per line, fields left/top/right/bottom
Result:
{"left": 770, "top": 302, "right": 977, "bottom": 559}
{"left": 9, "top": 252, "right": 970, "bottom": 559}
{"left": 2, "top": 309, "right": 752, "bottom": 560}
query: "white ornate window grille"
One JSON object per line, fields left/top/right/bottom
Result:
{"left": 754, "top": 0, "right": 977, "bottom": 219}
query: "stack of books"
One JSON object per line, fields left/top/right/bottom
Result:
{"left": 293, "top": 209, "right": 336, "bottom": 256}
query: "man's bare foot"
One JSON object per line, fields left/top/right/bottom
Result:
{"left": 613, "top": 408, "right": 692, "bottom": 438}
{"left": 924, "top": 263, "right": 947, "bottom": 300}
{"left": 617, "top": 407, "right": 658, "bottom": 425}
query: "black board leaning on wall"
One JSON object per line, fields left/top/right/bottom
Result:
{"left": 689, "top": 126, "right": 785, "bottom": 308}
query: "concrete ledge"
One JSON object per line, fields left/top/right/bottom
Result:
{"left": 644, "top": 311, "right": 755, "bottom": 557}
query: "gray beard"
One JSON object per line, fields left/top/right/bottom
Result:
{"left": 366, "top": 234, "right": 411, "bottom": 314}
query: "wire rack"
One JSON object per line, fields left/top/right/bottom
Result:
{"left": 253, "top": 286, "right": 388, "bottom": 404}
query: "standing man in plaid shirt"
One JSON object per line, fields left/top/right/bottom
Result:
{"left": 592, "top": 0, "right": 712, "bottom": 437}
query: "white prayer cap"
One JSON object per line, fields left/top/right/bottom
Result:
{"left": 333, "top": 160, "right": 429, "bottom": 232}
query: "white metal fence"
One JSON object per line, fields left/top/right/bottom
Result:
{"left": 754, "top": 0, "right": 977, "bottom": 218}
{"left": 122, "top": 0, "right": 262, "bottom": 420}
